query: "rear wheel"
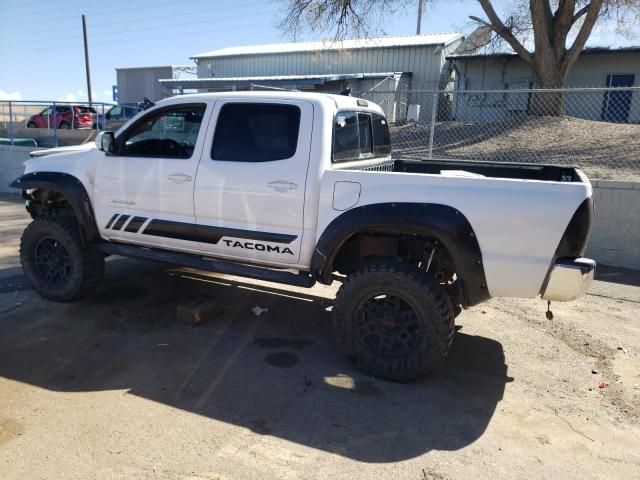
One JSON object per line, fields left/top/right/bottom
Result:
{"left": 59, "top": 121, "right": 70, "bottom": 129}
{"left": 20, "top": 217, "right": 104, "bottom": 302}
{"left": 27, "top": 122, "right": 36, "bottom": 128}
{"left": 333, "top": 260, "right": 455, "bottom": 382}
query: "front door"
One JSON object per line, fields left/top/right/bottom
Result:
{"left": 94, "top": 102, "right": 210, "bottom": 253}
{"left": 194, "top": 99, "right": 313, "bottom": 265}
{"left": 602, "top": 74, "right": 635, "bottom": 122}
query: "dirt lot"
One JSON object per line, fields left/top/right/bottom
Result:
{"left": 391, "top": 117, "right": 640, "bottom": 181}
{"left": 0, "top": 195, "right": 639, "bottom": 480}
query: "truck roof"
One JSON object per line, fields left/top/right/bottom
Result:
{"left": 156, "top": 91, "right": 385, "bottom": 115}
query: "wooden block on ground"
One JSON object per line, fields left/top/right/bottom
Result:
{"left": 177, "top": 297, "right": 219, "bottom": 326}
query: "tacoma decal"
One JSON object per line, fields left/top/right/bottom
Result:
{"left": 107, "top": 216, "right": 298, "bottom": 246}
{"left": 222, "top": 239, "right": 294, "bottom": 255}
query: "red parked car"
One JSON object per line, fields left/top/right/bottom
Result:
{"left": 26, "top": 105, "right": 96, "bottom": 129}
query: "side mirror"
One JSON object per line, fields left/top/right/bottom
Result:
{"left": 96, "top": 131, "right": 115, "bottom": 154}
{"left": 94, "top": 131, "right": 104, "bottom": 149}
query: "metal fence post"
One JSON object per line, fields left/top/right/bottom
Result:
{"left": 427, "top": 91, "right": 438, "bottom": 160}
{"left": 53, "top": 101, "right": 58, "bottom": 147}
{"left": 8, "top": 101, "right": 14, "bottom": 145}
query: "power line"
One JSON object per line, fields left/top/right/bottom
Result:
{"left": 3, "top": 9, "right": 273, "bottom": 47}
{"left": 0, "top": 0, "right": 193, "bottom": 25}
{"left": 0, "top": 0, "right": 267, "bottom": 40}
{"left": 1, "top": 0, "right": 64, "bottom": 10}
{"left": 0, "top": 21, "right": 265, "bottom": 55}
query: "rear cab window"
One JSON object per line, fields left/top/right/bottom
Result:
{"left": 333, "top": 110, "right": 391, "bottom": 163}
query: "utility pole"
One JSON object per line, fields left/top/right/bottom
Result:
{"left": 82, "top": 14, "right": 93, "bottom": 106}
{"left": 416, "top": 0, "right": 424, "bottom": 35}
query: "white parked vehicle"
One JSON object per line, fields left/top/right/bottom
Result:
{"left": 11, "top": 92, "right": 595, "bottom": 381}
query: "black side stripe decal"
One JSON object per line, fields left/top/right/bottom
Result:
{"left": 140, "top": 219, "right": 297, "bottom": 244}
{"left": 112, "top": 215, "right": 130, "bottom": 231}
{"left": 124, "top": 216, "right": 147, "bottom": 233}
{"left": 105, "top": 214, "right": 118, "bottom": 229}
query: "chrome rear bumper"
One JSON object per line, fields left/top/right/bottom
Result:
{"left": 542, "top": 258, "right": 596, "bottom": 302}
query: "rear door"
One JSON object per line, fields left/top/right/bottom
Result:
{"left": 194, "top": 99, "right": 313, "bottom": 265}
{"left": 94, "top": 102, "right": 211, "bottom": 252}
{"left": 75, "top": 106, "right": 95, "bottom": 128}
{"left": 38, "top": 107, "right": 51, "bottom": 128}
{"left": 106, "top": 105, "right": 124, "bottom": 130}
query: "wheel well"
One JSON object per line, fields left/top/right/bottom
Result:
{"left": 331, "top": 229, "right": 462, "bottom": 304}
{"left": 25, "top": 188, "right": 75, "bottom": 218}
{"left": 12, "top": 172, "right": 99, "bottom": 243}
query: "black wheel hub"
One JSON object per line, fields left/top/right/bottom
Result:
{"left": 355, "top": 293, "right": 421, "bottom": 357}
{"left": 34, "top": 237, "right": 72, "bottom": 285}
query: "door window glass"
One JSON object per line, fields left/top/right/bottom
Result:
{"left": 211, "top": 103, "right": 300, "bottom": 162}
{"left": 121, "top": 104, "right": 206, "bottom": 159}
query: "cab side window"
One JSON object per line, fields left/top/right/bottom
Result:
{"left": 333, "top": 111, "right": 391, "bottom": 162}
{"left": 211, "top": 103, "right": 301, "bottom": 162}
{"left": 372, "top": 113, "right": 391, "bottom": 156}
{"left": 121, "top": 104, "right": 206, "bottom": 159}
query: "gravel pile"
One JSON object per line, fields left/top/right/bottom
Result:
{"left": 391, "top": 117, "right": 640, "bottom": 181}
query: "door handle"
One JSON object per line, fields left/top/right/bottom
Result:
{"left": 268, "top": 180, "right": 297, "bottom": 192}
{"left": 167, "top": 173, "right": 192, "bottom": 183}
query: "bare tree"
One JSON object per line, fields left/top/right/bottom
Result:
{"left": 278, "top": 0, "right": 412, "bottom": 40}
{"left": 278, "top": 0, "right": 639, "bottom": 115}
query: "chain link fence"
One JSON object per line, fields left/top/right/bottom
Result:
{"left": 0, "top": 100, "right": 114, "bottom": 148}
{"left": 3, "top": 88, "right": 638, "bottom": 180}
{"left": 350, "top": 86, "right": 640, "bottom": 181}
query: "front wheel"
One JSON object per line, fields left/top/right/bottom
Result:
{"left": 333, "top": 260, "right": 455, "bottom": 382}
{"left": 20, "top": 217, "right": 104, "bottom": 302}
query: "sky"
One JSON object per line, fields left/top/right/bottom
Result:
{"left": 1, "top": 0, "right": 638, "bottom": 103}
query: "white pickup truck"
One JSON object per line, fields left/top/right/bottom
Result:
{"left": 11, "top": 91, "right": 595, "bottom": 382}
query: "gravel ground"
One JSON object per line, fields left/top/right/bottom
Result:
{"left": 0, "top": 196, "right": 639, "bottom": 480}
{"left": 391, "top": 117, "right": 640, "bottom": 181}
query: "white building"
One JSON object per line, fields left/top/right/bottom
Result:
{"left": 116, "top": 65, "right": 196, "bottom": 105}
{"left": 159, "top": 33, "right": 464, "bottom": 122}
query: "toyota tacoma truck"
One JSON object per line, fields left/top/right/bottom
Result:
{"left": 10, "top": 91, "right": 595, "bottom": 382}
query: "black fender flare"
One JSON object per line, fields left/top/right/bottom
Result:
{"left": 310, "top": 203, "right": 490, "bottom": 307}
{"left": 9, "top": 171, "right": 99, "bottom": 242}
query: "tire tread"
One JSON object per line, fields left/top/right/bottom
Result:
{"left": 333, "top": 260, "right": 455, "bottom": 382}
{"left": 20, "top": 216, "right": 103, "bottom": 302}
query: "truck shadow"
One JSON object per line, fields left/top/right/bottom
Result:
{"left": 0, "top": 258, "right": 510, "bottom": 463}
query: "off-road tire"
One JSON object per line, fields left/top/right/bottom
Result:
{"left": 333, "top": 260, "right": 455, "bottom": 382}
{"left": 20, "top": 216, "right": 104, "bottom": 302}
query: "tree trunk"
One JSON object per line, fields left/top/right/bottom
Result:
{"left": 530, "top": 55, "right": 567, "bottom": 117}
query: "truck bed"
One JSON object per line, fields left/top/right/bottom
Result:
{"left": 351, "top": 158, "right": 587, "bottom": 183}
